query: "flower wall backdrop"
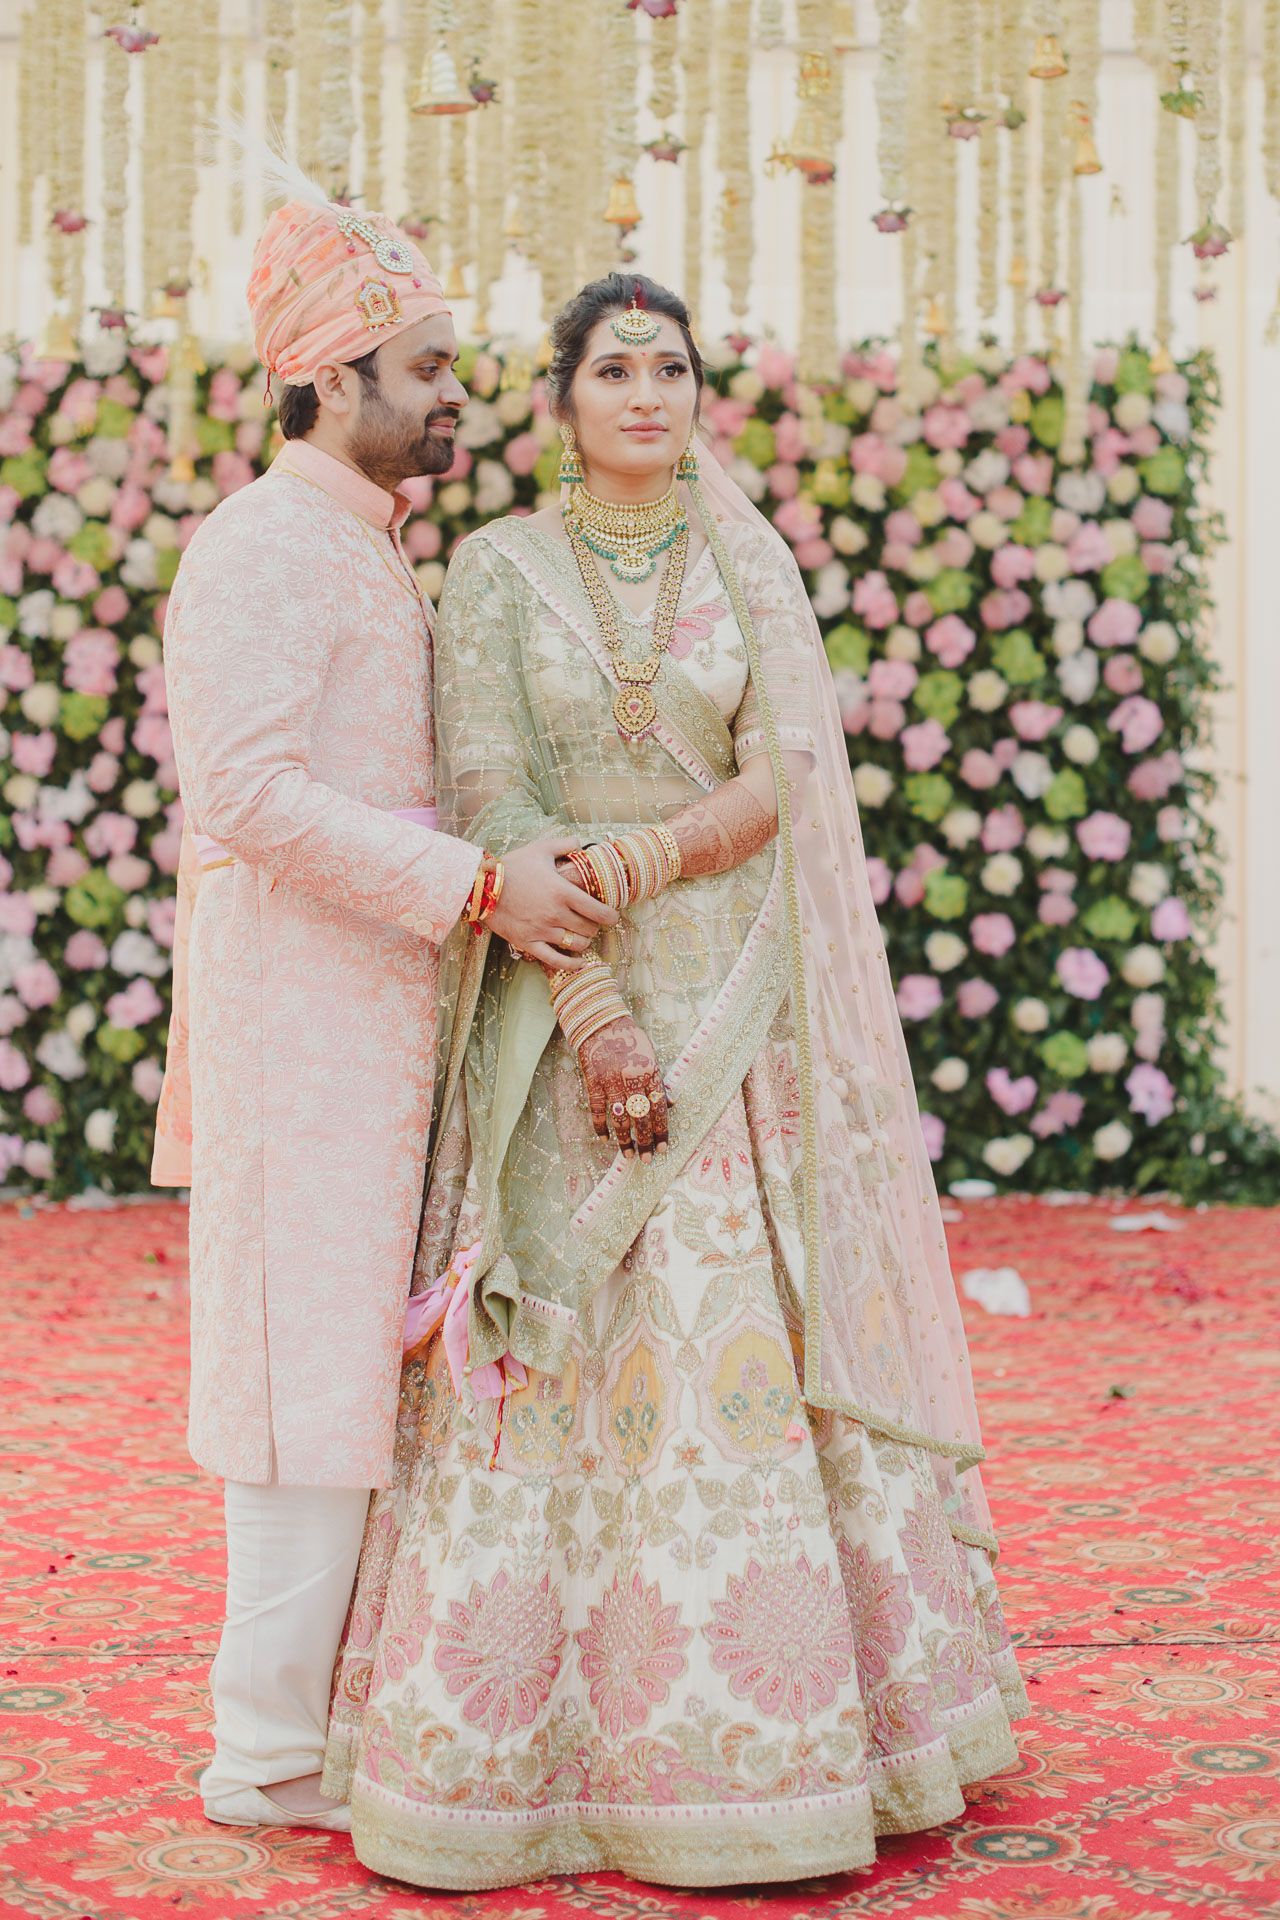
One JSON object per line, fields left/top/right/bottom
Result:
{"left": 2, "top": 329, "right": 1276, "bottom": 1201}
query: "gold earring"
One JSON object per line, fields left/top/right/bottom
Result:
{"left": 558, "top": 423, "right": 584, "bottom": 486}
{"left": 676, "top": 433, "right": 699, "bottom": 480}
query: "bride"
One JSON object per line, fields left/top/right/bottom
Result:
{"left": 322, "top": 273, "right": 1028, "bottom": 1890}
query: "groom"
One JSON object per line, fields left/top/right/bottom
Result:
{"left": 153, "top": 191, "right": 615, "bottom": 1830}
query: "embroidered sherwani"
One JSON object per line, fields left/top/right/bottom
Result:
{"left": 156, "top": 441, "right": 480, "bottom": 1488}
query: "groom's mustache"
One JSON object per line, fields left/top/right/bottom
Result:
{"left": 423, "top": 408, "right": 461, "bottom": 432}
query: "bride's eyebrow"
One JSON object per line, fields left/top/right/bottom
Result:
{"left": 588, "top": 349, "right": 690, "bottom": 369}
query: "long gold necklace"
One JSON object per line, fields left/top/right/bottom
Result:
{"left": 566, "top": 519, "right": 689, "bottom": 740}
{"left": 562, "top": 478, "right": 688, "bottom": 584}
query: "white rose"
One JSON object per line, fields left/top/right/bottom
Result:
{"left": 18, "top": 590, "right": 55, "bottom": 638}
{"left": 982, "top": 853, "right": 1023, "bottom": 896}
{"left": 75, "top": 477, "right": 116, "bottom": 518}
{"left": 968, "top": 670, "right": 1008, "bottom": 713}
{"left": 968, "top": 510, "right": 1010, "bottom": 550}
{"left": 1057, "top": 649, "right": 1100, "bottom": 703}
{"left": 1063, "top": 724, "right": 1100, "bottom": 765}
{"left": 728, "top": 368, "right": 765, "bottom": 403}
{"left": 905, "top": 545, "right": 941, "bottom": 583}
{"left": 885, "top": 624, "right": 922, "bottom": 662}
{"left": 1044, "top": 578, "right": 1097, "bottom": 623}
{"left": 417, "top": 561, "right": 446, "bottom": 602}
{"left": 912, "top": 489, "right": 945, "bottom": 528}
{"left": 1033, "top": 543, "right": 1069, "bottom": 583}
{"left": 1103, "top": 518, "right": 1138, "bottom": 559}
{"left": 474, "top": 460, "right": 515, "bottom": 517}
{"left": 964, "top": 449, "right": 1010, "bottom": 493}
{"left": 1026, "top": 824, "right": 1069, "bottom": 860}
{"left": 48, "top": 414, "right": 76, "bottom": 447}
{"left": 120, "top": 539, "right": 158, "bottom": 591}
{"left": 0, "top": 934, "right": 37, "bottom": 991}
{"left": 82, "top": 332, "right": 128, "bottom": 376}
{"left": 4, "top": 774, "right": 38, "bottom": 810}
{"left": 20, "top": 682, "right": 62, "bottom": 727}
{"left": 43, "top": 771, "right": 94, "bottom": 825}
{"left": 50, "top": 604, "right": 83, "bottom": 641}
{"left": 853, "top": 763, "right": 895, "bottom": 808}
{"left": 85, "top": 1108, "right": 117, "bottom": 1153}
{"left": 437, "top": 481, "right": 471, "bottom": 517}
{"left": 88, "top": 436, "right": 130, "bottom": 478}
{"left": 1114, "top": 391, "right": 1152, "bottom": 431}
{"left": 35, "top": 1029, "right": 87, "bottom": 1080}
{"left": 728, "top": 457, "right": 767, "bottom": 502}
{"left": 188, "top": 478, "right": 219, "bottom": 513}
{"left": 456, "top": 397, "right": 500, "bottom": 447}
{"left": 494, "top": 389, "right": 532, "bottom": 428}
{"left": 983, "top": 1134, "right": 1035, "bottom": 1176}
{"left": 1129, "top": 862, "right": 1170, "bottom": 907}
{"left": 66, "top": 1002, "right": 99, "bottom": 1043}
{"left": 23, "top": 1141, "right": 54, "bottom": 1180}
{"left": 941, "top": 807, "right": 983, "bottom": 849}
{"left": 128, "top": 635, "right": 162, "bottom": 668}
{"left": 122, "top": 779, "right": 161, "bottom": 819}
{"left": 132, "top": 1057, "right": 166, "bottom": 1103}
{"left": 1052, "top": 619, "right": 1085, "bottom": 658}
{"left": 110, "top": 930, "right": 167, "bottom": 979}
{"left": 1106, "top": 464, "right": 1141, "bottom": 505}
{"left": 1086, "top": 1033, "right": 1129, "bottom": 1072}
{"left": 33, "top": 494, "right": 83, "bottom": 542}
{"left": 829, "top": 515, "right": 868, "bottom": 557}
{"left": 143, "top": 511, "right": 180, "bottom": 550}
{"left": 1093, "top": 1120, "right": 1133, "bottom": 1161}
{"left": 1139, "top": 621, "right": 1179, "bottom": 666}
{"left": 26, "top": 886, "right": 60, "bottom": 915}
{"left": 812, "top": 561, "right": 851, "bottom": 620}
{"left": 925, "top": 931, "right": 968, "bottom": 972}
{"left": 124, "top": 897, "right": 148, "bottom": 928}
{"left": 1012, "top": 751, "right": 1054, "bottom": 800}
{"left": 1153, "top": 398, "right": 1191, "bottom": 442}
{"left": 1013, "top": 996, "right": 1050, "bottom": 1033}
{"left": 934, "top": 447, "right": 964, "bottom": 478}
{"left": 844, "top": 377, "right": 877, "bottom": 414}
{"left": 899, "top": 366, "right": 941, "bottom": 410}
{"left": 1122, "top": 944, "right": 1166, "bottom": 988}
{"left": 850, "top": 471, "right": 886, "bottom": 512}
{"left": 1056, "top": 470, "right": 1107, "bottom": 515}
{"left": 1157, "top": 808, "right": 1187, "bottom": 843}
{"left": 932, "top": 1056, "right": 970, "bottom": 1092}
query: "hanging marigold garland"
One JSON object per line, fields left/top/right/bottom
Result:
{"left": 717, "top": 3, "right": 754, "bottom": 329}
{"left": 1154, "top": 67, "right": 1181, "bottom": 349}
{"left": 361, "top": 0, "right": 387, "bottom": 211}
{"left": 1224, "top": 0, "right": 1246, "bottom": 241}
{"left": 471, "top": 0, "right": 506, "bottom": 331}
{"left": 315, "top": 0, "right": 355, "bottom": 197}
{"left": 999, "top": 0, "right": 1031, "bottom": 352}
{"left": 680, "top": 0, "right": 713, "bottom": 327}
{"left": 100, "top": 38, "right": 131, "bottom": 306}
{"left": 403, "top": 1, "right": 442, "bottom": 229}
{"left": 796, "top": 0, "right": 841, "bottom": 385}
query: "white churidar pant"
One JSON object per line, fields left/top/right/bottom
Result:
{"left": 201, "top": 1480, "right": 371, "bottom": 1805}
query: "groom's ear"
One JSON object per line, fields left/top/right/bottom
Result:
{"left": 313, "top": 360, "right": 356, "bottom": 419}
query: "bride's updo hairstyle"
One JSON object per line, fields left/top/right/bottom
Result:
{"left": 545, "top": 272, "right": 705, "bottom": 423}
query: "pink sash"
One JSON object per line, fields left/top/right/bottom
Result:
{"left": 150, "top": 805, "right": 439, "bottom": 1188}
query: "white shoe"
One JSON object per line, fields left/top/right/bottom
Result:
{"left": 203, "top": 1785, "right": 353, "bottom": 1833}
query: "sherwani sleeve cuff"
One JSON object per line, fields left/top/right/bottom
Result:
{"left": 397, "top": 831, "right": 484, "bottom": 944}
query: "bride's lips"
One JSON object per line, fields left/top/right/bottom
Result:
{"left": 622, "top": 423, "right": 666, "bottom": 437}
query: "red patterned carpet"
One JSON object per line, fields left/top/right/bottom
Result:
{"left": 1, "top": 1197, "right": 1277, "bottom": 1920}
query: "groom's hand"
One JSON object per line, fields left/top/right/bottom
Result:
{"left": 487, "top": 839, "right": 619, "bottom": 970}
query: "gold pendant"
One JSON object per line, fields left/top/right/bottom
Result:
{"left": 614, "top": 686, "right": 658, "bottom": 737}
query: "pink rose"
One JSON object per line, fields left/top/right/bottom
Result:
{"left": 1057, "top": 946, "right": 1110, "bottom": 999}
{"left": 957, "top": 978, "right": 1000, "bottom": 1019}
{"left": 1126, "top": 1063, "right": 1175, "bottom": 1125}
{"left": 896, "top": 974, "right": 943, "bottom": 1021}
{"left": 981, "top": 804, "right": 1025, "bottom": 852}
{"left": 1051, "top": 508, "right": 1081, "bottom": 544}
{"left": 923, "top": 404, "right": 972, "bottom": 450}
{"left": 14, "top": 960, "right": 60, "bottom": 1010}
{"left": 1093, "top": 347, "right": 1120, "bottom": 383}
{"left": 768, "top": 414, "right": 803, "bottom": 463}
{"left": 503, "top": 431, "right": 542, "bottom": 477}
{"left": 795, "top": 537, "right": 834, "bottom": 571}
{"left": 934, "top": 527, "right": 975, "bottom": 571}
{"left": 767, "top": 462, "right": 801, "bottom": 501}
{"left": 987, "top": 484, "right": 1024, "bottom": 521}
{"left": 48, "top": 447, "right": 93, "bottom": 494}
{"left": 1129, "top": 752, "right": 1183, "bottom": 802}
{"left": 1031, "top": 1090, "right": 1085, "bottom": 1138}
{"left": 1087, "top": 598, "right": 1143, "bottom": 648}
{"left": 1133, "top": 496, "right": 1175, "bottom": 540}
{"left": 1157, "top": 805, "right": 1185, "bottom": 842}
{"left": 1038, "top": 893, "right": 1077, "bottom": 927}
{"left": 1013, "top": 451, "right": 1054, "bottom": 495}
{"left": 1066, "top": 522, "right": 1111, "bottom": 572}
{"left": 107, "top": 853, "right": 151, "bottom": 893}
{"left": 1141, "top": 543, "right": 1174, "bottom": 575}
{"left": 132, "top": 1057, "right": 166, "bottom": 1104}
{"left": 1103, "top": 654, "right": 1144, "bottom": 695}
{"left": 901, "top": 719, "right": 949, "bottom": 771}
{"left": 100, "top": 717, "right": 127, "bottom": 752}
{"left": 65, "top": 930, "right": 108, "bottom": 970}
{"left": 0, "top": 646, "right": 35, "bottom": 692}
{"left": 1004, "top": 355, "right": 1052, "bottom": 395}
{"left": 919, "top": 1113, "right": 945, "bottom": 1162}
{"left": 1089, "top": 427, "right": 1129, "bottom": 475}
{"left": 995, "top": 425, "right": 1030, "bottom": 458}
{"left": 151, "top": 822, "right": 184, "bottom": 875}
{"left": 990, "top": 544, "right": 1036, "bottom": 588}
{"left": 84, "top": 812, "right": 138, "bottom": 861}
{"left": 0, "top": 1041, "right": 31, "bottom": 1092}
{"left": 93, "top": 585, "right": 130, "bottom": 625}
{"left": 1109, "top": 695, "right": 1164, "bottom": 755}
{"left": 885, "top": 509, "right": 923, "bottom": 548}
{"left": 866, "top": 857, "right": 893, "bottom": 906}
{"left": 960, "top": 749, "right": 1001, "bottom": 791}
{"left": 980, "top": 588, "right": 1031, "bottom": 631}
{"left": 213, "top": 449, "right": 256, "bottom": 497}
{"left": 64, "top": 628, "right": 121, "bottom": 697}
{"left": 23, "top": 1085, "right": 61, "bottom": 1127}
{"left": 53, "top": 554, "right": 101, "bottom": 601}
{"left": 757, "top": 345, "right": 795, "bottom": 389}
{"left": 868, "top": 698, "right": 907, "bottom": 740}
{"left": 86, "top": 752, "right": 120, "bottom": 794}
{"left": 11, "top": 731, "right": 56, "bottom": 778}
{"left": 895, "top": 867, "right": 925, "bottom": 908}
{"left": 987, "top": 1068, "right": 1038, "bottom": 1116}
{"left": 133, "top": 713, "right": 174, "bottom": 767}
{"left": 110, "top": 482, "right": 151, "bottom": 533}
{"left": 938, "top": 477, "right": 980, "bottom": 522}
{"left": 852, "top": 570, "right": 898, "bottom": 629}
{"left": 1009, "top": 700, "right": 1063, "bottom": 743}
{"left": 46, "top": 847, "right": 88, "bottom": 887}
{"left": 1151, "top": 896, "right": 1191, "bottom": 942}
{"left": 1128, "top": 424, "right": 1161, "bottom": 457}
{"left": 868, "top": 658, "right": 918, "bottom": 701}
{"left": 925, "top": 614, "right": 976, "bottom": 669}
{"left": 970, "top": 912, "right": 1016, "bottom": 958}
{"left": 106, "top": 976, "right": 164, "bottom": 1029}
{"left": 0, "top": 893, "right": 37, "bottom": 938}
{"left": 1077, "top": 811, "right": 1132, "bottom": 861}
{"left": 902, "top": 591, "right": 934, "bottom": 628}
{"left": 404, "top": 519, "right": 442, "bottom": 562}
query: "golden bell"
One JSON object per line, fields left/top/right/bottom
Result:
{"left": 37, "top": 310, "right": 78, "bottom": 362}
{"left": 1149, "top": 345, "right": 1175, "bottom": 376}
{"left": 781, "top": 101, "right": 837, "bottom": 182}
{"left": 924, "top": 297, "right": 948, "bottom": 337}
{"left": 1029, "top": 34, "right": 1068, "bottom": 80}
{"left": 413, "top": 44, "right": 478, "bottom": 115}
{"left": 168, "top": 452, "right": 196, "bottom": 484}
{"left": 179, "top": 332, "right": 207, "bottom": 376}
{"left": 499, "top": 350, "right": 533, "bottom": 392}
{"left": 1008, "top": 253, "right": 1029, "bottom": 289}
{"left": 444, "top": 261, "right": 468, "bottom": 301}
{"left": 603, "top": 176, "right": 642, "bottom": 232}
{"left": 1070, "top": 102, "right": 1102, "bottom": 175}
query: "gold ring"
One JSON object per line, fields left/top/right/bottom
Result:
{"left": 624, "top": 1093, "right": 652, "bottom": 1120}
{"left": 559, "top": 929, "right": 574, "bottom": 948}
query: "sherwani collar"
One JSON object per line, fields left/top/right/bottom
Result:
{"left": 273, "top": 439, "right": 411, "bottom": 532}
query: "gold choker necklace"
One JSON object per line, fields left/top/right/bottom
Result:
{"left": 562, "top": 480, "right": 688, "bottom": 584}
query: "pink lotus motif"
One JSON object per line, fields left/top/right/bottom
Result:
{"left": 705, "top": 1553, "right": 853, "bottom": 1724}
{"left": 433, "top": 1568, "right": 566, "bottom": 1740}
{"left": 576, "top": 1569, "right": 693, "bottom": 1740}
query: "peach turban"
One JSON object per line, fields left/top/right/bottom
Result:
{"left": 247, "top": 200, "right": 450, "bottom": 394}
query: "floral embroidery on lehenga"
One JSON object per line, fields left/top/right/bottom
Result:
{"left": 576, "top": 1569, "right": 694, "bottom": 1739}
{"left": 705, "top": 1549, "right": 855, "bottom": 1725}
{"left": 432, "top": 1569, "right": 566, "bottom": 1740}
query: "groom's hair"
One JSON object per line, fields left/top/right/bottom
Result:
{"left": 546, "top": 273, "right": 705, "bottom": 422}
{"left": 276, "top": 346, "right": 383, "bottom": 439}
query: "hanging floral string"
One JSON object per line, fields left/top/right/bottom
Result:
{"left": 265, "top": 0, "right": 292, "bottom": 141}
{"left": 649, "top": 11, "right": 679, "bottom": 124}
{"left": 1035, "top": 19, "right": 1067, "bottom": 343}
{"left": 100, "top": 36, "right": 130, "bottom": 305}
{"left": 1189, "top": 0, "right": 1224, "bottom": 250}
{"left": 1154, "top": 72, "right": 1181, "bottom": 348}
{"left": 294, "top": 0, "right": 324, "bottom": 180}
{"left": 873, "top": 0, "right": 909, "bottom": 217}
{"left": 361, "top": 0, "right": 386, "bottom": 211}
{"left": 717, "top": 5, "right": 753, "bottom": 328}
{"left": 681, "top": 0, "right": 713, "bottom": 327}
{"left": 1000, "top": 0, "right": 1031, "bottom": 350}
{"left": 403, "top": 1, "right": 441, "bottom": 229}
{"left": 976, "top": 17, "right": 1001, "bottom": 322}
{"left": 509, "top": 0, "right": 546, "bottom": 285}
{"left": 315, "top": 0, "right": 355, "bottom": 196}
{"left": 16, "top": 3, "right": 40, "bottom": 251}
{"left": 757, "top": 0, "right": 786, "bottom": 46}
{"left": 797, "top": 0, "right": 840, "bottom": 385}
{"left": 1224, "top": 0, "right": 1246, "bottom": 240}
{"left": 1265, "top": 0, "right": 1280, "bottom": 206}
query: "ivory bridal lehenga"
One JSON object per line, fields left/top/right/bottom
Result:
{"left": 322, "top": 463, "right": 1029, "bottom": 1890}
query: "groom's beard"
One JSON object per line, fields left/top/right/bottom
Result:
{"left": 348, "top": 394, "right": 460, "bottom": 489}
